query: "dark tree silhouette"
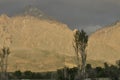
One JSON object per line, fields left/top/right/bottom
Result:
{"left": 0, "top": 47, "right": 10, "bottom": 80}
{"left": 116, "top": 60, "right": 120, "bottom": 68}
{"left": 73, "top": 29, "right": 88, "bottom": 80}
{"left": 13, "top": 70, "right": 22, "bottom": 79}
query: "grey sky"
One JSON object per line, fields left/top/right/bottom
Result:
{"left": 0, "top": 0, "right": 120, "bottom": 34}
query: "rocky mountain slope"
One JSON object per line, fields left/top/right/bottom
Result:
{"left": 0, "top": 14, "right": 74, "bottom": 72}
{"left": 87, "top": 22, "right": 120, "bottom": 66}
{"left": 0, "top": 13, "right": 120, "bottom": 72}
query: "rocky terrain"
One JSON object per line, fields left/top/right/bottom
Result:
{"left": 0, "top": 12, "right": 120, "bottom": 72}
{"left": 0, "top": 14, "right": 74, "bottom": 72}
{"left": 87, "top": 21, "right": 120, "bottom": 66}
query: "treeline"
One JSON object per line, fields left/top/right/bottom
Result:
{"left": 8, "top": 60, "right": 120, "bottom": 80}
{"left": 8, "top": 71, "right": 53, "bottom": 79}
{"left": 57, "top": 61, "right": 120, "bottom": 80}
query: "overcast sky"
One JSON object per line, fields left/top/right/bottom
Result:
{"left": 0, "top": 0, "right": 120, "bottom": 34}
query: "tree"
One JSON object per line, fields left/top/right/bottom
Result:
{"left": 95, "top": 67, "right": 104, "bottom": 77}
{"left": 23, "top": 71, "right": 33, "bottom": 79}
{"left": 13, "top": 70, "right": 22, "bottom": 79}
{"left": 109, "top": 65, "right": 119, "bottom": 80}
{"left": 104, "top": 62, "right": 119, "bottom": 80}
{"left": 104, "top": 62, "right": 110, "bottom": 78}
{"left": 116, "top": 60, "right": 120, "bottom": 68}
{"left": 116, "top": 60, "right": 120, "bottom": 78}
{"left": 0, "top": 47, "right": 10, "bottom": 80}
{"left": 86, "top": 64, "right": 97, "bottom": 80}
{"left": 57, "top": 69, "right": 65, "bottom": 80}
{"left": 73, "top": 29, "right": 88, "bottom": 80}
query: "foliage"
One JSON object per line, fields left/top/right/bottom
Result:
{"left": 8, "top": 60, "right": 120, "bottom": 80}
{"left": 0, "top": 47, "right": 10, "bottom": 80}
{"left": 57, "top": 61, "right": 120, "bottom": 80}
{"left": 73, "top": 29, "right": 88, "bottom": 80}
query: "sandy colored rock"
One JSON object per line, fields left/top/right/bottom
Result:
{"left": 0, "top": 14, "right": 120, "bottom": 72}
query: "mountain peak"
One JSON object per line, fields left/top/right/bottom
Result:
{"left": 0, "top": 14, "right": 9, "bottom": 19}
{"left": 20, "top": 6, "right": 53, "bottom": 20}
{"left": 0, "top": 14, "right": 10, "bottom": 24}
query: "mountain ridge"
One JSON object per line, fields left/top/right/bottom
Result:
{"left": 87, "top": 21, "right": 120, "bottom": 65}
{"left": 0, "top": 14, "right": 120, "bottom": 72}
{"left": 0, "top": 14, "right": 74, "bottom": 72}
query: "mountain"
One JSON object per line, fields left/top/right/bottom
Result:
{"left": 0, "top": 12, "right": 120, "bottom": 72}
{"left": 18, "top": 6, "right": 56, "bottom": 21}
{"left": 0, "top": 14, "right": 75, "bottom": 72}
{"left": 87, "top": 21, "right": 120, "bottom": 66}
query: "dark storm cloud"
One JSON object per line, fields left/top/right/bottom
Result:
{"left": 0, "top": 0, "right": 120, "bottom": 34}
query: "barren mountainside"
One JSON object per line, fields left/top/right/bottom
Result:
{"left": 87, "top": 22, "right": 120, "bottom": 66}
{"left": 0, "top": 14, "right": 74, "bottom": 72}
{"left": 0, "top": 14, "right": 120, "bottom": 72}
